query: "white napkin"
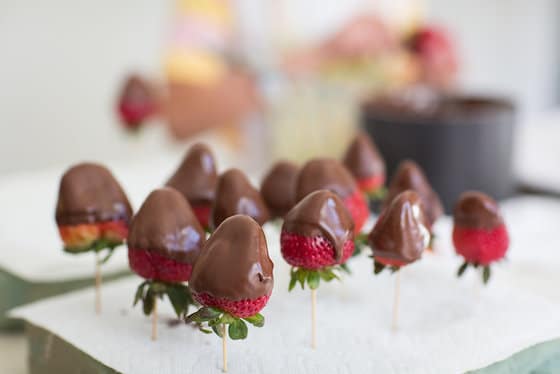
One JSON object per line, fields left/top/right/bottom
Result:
{"left": 11, "top": 212, "right": 560, "bottom": 374}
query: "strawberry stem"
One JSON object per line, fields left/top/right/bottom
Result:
{"left": 288, "top": 266, "right": 343, "bottom": 291}
{"left": 367, "top": 186, "right": 387, "bottom": 202}
{"left": 186, "top": 307, "right": 264, "bottom": 340}
{"left": 133, "top": 280, "right": 196, "bottom": 318}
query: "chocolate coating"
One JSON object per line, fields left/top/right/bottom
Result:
{"left": 369, "top": 190, "right": 430, "bottom": 264}
{"left": 166, "top": 143, "right": 218, "bottom": 206}
{"left": 260, "top": 161, "right": 299, "bottom": 218}
{"left": 120, "top": 75, "right": 153, "bottom": 106}
{"left": 55, "top": 163, "right": 132, "bottom": 226}
{"left": 283, "top": 190, "right": 354, "bottom": 261}
{"left": 189, "top": 215, "right": 274, "bottom": 300}
{"left": 454, "top": 191, "right": 504, "bottom": 229}
{"left": 127, "top": 188, "right": 204, "bottom": 264}
{"left": 384, "top": 160, "right": 443, "bottom": 226}
{"left": 211, "top": 169, "right": 270, "bottom": 229}
{"left": 342, "top": 132, "right": 385, "bottom": 179}
{"left": 295, "top": 158, "right": 357, "bottom": 202}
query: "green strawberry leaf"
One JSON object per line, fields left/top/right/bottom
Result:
{"left": 133, "top": 281, "right": 148, "bottom": 306}
{"left": 297, "top": 269, "right": 307, "bottom": 289}
{"left": 367, "top": 186, "right": 387, "bottom": 201}
{"left": 228, "top": 319, "right": 248, "bottom": 340}
{"left": 457, "top": 261, "right": 469, "bottom": 277}
{"left": 339, "top": 263, "right": 351, "bottom": 274}
{"left": 166, "top": 285, "right": 191, "bottom": 318}
{"left": 211, "top": 324, "right": 224, "bottom": 337}
{"left": 186, "top": 307, "right": 222, "bottom": 323}
{"left": 482, "top": 266, "right": 491, "bottom": 285}
{"left": 374, "top": 261, "right": 385, "bottom": 275}
{"left": 199, "top": 326, "right": 213, "bottom": 334}
{"left": 143, "top": 289, "right": 155, "bottom": 316}
{"left": 219, "top": 313, "right": 237, "bottom": 325}
{"left": 243, "top": 313, "right": 265, "bottom": 327}
{"left": 288, "top": 275, "right": 297, "bottom": 291}
{"left": 307, "top": 271, "right": 320, "bottom": 289}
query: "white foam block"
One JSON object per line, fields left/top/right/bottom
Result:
{"left": 11, "top": 216, "right": 560, "bottom": 374}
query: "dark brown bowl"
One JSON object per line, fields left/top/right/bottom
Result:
{"left": 361, "top": 92, "right": 516, "bottom": 212}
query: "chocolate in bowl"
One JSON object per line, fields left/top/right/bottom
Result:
{"left": 361, "top": 89, "right": 515, "bottom": 211}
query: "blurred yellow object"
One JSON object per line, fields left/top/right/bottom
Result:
{"left": 175, "top": 0, "right": 232, "bottom": 28}
{"left": 164, "top": 49, "right": 226, "bottom": 85}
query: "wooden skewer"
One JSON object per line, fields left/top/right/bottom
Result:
{"left": 95, "top": 252, "right": 101, "bottom": 315}
{"left": 311, "top": 289, "right": 317, "bottom": 349}
{"left": 392, "top": 271, "right": 401, "bottom": 331}
{"left": 152, "top": 298, "right": 158, "bottom": 341}
{"left": 222, "top": 324, "right": 228, "bottom": 372}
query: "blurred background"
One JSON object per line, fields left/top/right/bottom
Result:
{"left": 0, "top": 0, "right": 559, "bottom": 186}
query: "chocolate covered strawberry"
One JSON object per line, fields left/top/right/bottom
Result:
{"left": 117, "top": 74, "right": 156, "bottom": 130}
{"left": 211, "top": 168, "right": 269, "bottom": 230}
{"left": 342, "top": 131, "right": 386, "bottom": 200}
{"left": 453, "top": 191, "right": 509, "bottom": 284}
{"left": 295, "top": 158, "right": 369, "bottom": 234}
{"left": 281, "top": 190, "right": 355, "bottom": 289}
{"left": 384, "top": 160, "right": 443, "bottom": 229}
{"left": 56, "top": 162, "right": 133, "bottom": 314}
{"left": 128, "top": 187, "right": 204, "bottom": 338}
{"left": 166, "top": 143, "right": 218, "bottom": 229}
{"left": 56, "top": 163, "right": 132, "bottom": 256}
{"left": 187, "top": 214, "right": 273, "bottom": 343}
{"left": 369, "top": 190, "right": 431, "bottom": 273}
{"left": 260, "top": 160, "right": 299, "bottom": 219}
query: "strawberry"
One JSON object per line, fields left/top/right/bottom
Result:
{"left": 280, "top": 231, "right": 355, "bottom": 270}
{"left": 296, "top": 158, "right": 370, "bottom": 233}
{"left": 281, "top": 190, "right": 355, "bottom": 289}
{"left": 128, "top": 249, "right": 194, "bottom": 283}
{"left": 166, "top": 143, "right": 217, "bottom": 230}
{"left": 187, "top": 215, "right": 273, "bottom": 340}
{"left": 369, "top": 190, "right": 431, "bottom": 273}
{"left": 128, "top": 188, "right": 205, "bottom": 318}
{"left": 117, "top": 74, "right": 156, "bottom": 130}
{"left": 343, "top": 190, "right": 369, "bottom": 234}
{"left": 406, "top": 25, "right": 458, "bottom": 87}
{"left": 342, "top": 132, "right": 386, "bottom": 199}
{"left": 453, "top": 191, "right": 509, "bottom": 283}
{"left": 192, "top": 204, "right": 212, "bottom": 230}
{"left": 55, "top": 163, "right": 133, "bottom": 256}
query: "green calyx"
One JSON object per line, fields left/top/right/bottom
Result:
{"left": 288, "top": 266, "right": 346, "bottom": 291}
{"left": 353, "top": 233, "right": 369, "bottom": 257}
{"left": 373, "top": 260, "right": 399, "bottom": 275}
{"left": 64, "top": 239, "right": 122, "bottom": 264}
{"left": 133, "top": 280, "right": 196, "bottom": 317}
{"left": 456, "top": 261, "right": 492, "bottom": 285}
{"left": 186, "top": 307, "right": 264, "bottom": 340}
{"left": 367, "top": 186, "right": 387, "bottom": 202}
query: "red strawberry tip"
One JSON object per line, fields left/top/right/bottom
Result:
{"left": 133, "top": 279, "right": 196, "bottom": 318}
{"left": 186, "top": 305, "right": 265, "bottom": 340}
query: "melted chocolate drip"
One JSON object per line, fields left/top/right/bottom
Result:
{"left": 166, "top": 143, "right": 218, "bottom": 206}
{"left": 295, "top": 158, "right": 357, "bottom": 202}
{"left": 189, "top": 215, "right": 274, "bottom": 300}
{"left": 260, "top": 161, "right": 299, "bottom": 218}
{"left": 384, "top": 160, "right": 443, "bottom": 226}
{"left": 55, "top": 163, "right": 132, "bottom": 226}
{"left": 283, "top": 190, "right": 354, "bottom": 261}
{"left": 128, "top": 188, "right": 204, "bottom": 264}
{"left": 342, "top": 132, "right": 385, "bottom": 180}
{"left": 454, "top": 191, "right": 504, "bottom": 230}
{"left": 211, "top": 169, "right": 269, "bottom": 229}
{"left": 369, "top": 190, "right": 430, "bottom": 264}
